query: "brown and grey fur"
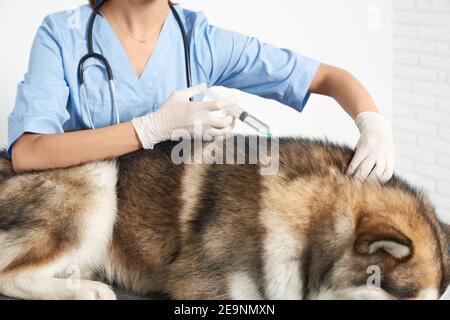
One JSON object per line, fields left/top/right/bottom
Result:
{"left": 0, "top": 137, "right": 449, "bottom": 300}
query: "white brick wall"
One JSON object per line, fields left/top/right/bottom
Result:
{"left": 394, "top": 0, "right": 450, "bottom": 222}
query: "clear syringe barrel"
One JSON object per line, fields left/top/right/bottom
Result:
{"left": 203, "top": 88, "right": 271, "bottom": 136}
{"left": 241, "top": 113, "right": 271, "bottom": 134}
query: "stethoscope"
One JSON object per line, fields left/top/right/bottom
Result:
{"left": 78, "top": 0, "right": 193, "bottom": 129}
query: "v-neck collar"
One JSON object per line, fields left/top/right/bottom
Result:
{"left": 92, "top": 8, "right": 178, "bottom": 91}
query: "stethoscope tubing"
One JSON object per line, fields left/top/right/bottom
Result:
{"left": 77, "top": 0, "right": 192, "bottom": 129}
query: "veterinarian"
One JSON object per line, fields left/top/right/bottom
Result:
{"left": 7, "top": 0, "right": 394, "bottom": 183}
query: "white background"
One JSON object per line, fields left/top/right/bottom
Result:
{"left": 393, "top": 0, "right": 450, "bottom": 224}
{"left": 0, "top": 0, "right": 393, "bottom": 147}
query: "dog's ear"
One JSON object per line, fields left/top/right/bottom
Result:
{"left": 354, "top": 218, "right": 413, "bottom": 260}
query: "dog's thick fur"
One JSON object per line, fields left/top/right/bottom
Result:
{"left": 0, "top": 137, "right": 449, "bottom": 300}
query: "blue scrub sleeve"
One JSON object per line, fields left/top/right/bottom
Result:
{"left": 6, "top": 15, "right": 70, "bottom": 157}
{"left": 192, "top": 14, "right": 320, "bottom": 112}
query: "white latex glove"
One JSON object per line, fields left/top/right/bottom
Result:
{"left": 347, "top": 112, "right": 395, "bottom": 183}
{"left": 132, "top": 84, "right": 236, "bottom": 149}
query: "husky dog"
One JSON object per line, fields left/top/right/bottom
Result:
{"left": 0, "top": 137, "right": 449, "bottom": 300}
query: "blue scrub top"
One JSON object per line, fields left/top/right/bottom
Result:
{"left": 6, "top": 4, "right": 320, "bottom": 157}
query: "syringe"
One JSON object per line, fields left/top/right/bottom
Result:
{"left": 203, "top": 87, "right": 272, "bottom": 138}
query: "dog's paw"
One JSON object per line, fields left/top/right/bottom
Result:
{"left": 73, "top": 281, "right": 117, "bottom": 300}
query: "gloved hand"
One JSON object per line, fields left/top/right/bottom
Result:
{"left": 132, "top": 84, "right": 236, "bottom": 149}
{"left": 346, "top": 112, "right": 395, "bottom": 183}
